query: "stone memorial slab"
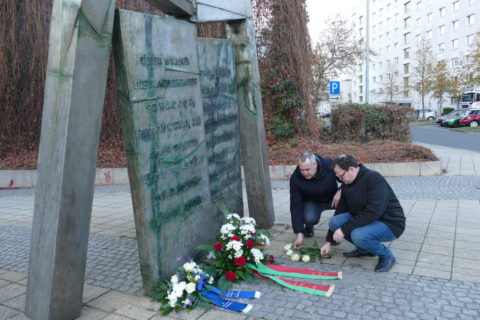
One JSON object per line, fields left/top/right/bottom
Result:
{"left": 25, "top": 0, "right": 115, "bottom": 319}
{"left": 195, "top": 0, "right": 252, "bottom": 22}
{"left": 198, "top": 38, "right": 243, "bottom": 214}
{"left": 113, "top": 9, "right": 220, "bottom": 293}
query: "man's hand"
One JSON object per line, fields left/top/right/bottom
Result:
{"left": 331, "top": 189, "right": 341, "bottom": 208}
{"left": 320, "top": 242, "right": 331, "bottom": 256}
{"left": 333, "top": 228, "right": 345, "bottom": 243}
{"left": 293, "top": 233, "right": 304, "bottom": 248}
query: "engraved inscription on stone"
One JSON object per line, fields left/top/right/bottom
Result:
{"left": 113, "top": 9, "right": 215, "bottom": 291}
{"left": 198, "top": 38, "right": 242, "bottom": 214}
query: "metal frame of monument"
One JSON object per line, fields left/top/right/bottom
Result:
{"left": 25, "top": 1, "right": 274, "bottom": 319}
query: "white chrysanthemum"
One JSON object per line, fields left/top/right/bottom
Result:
{"left": 208, "top": 276, "right": 214, "bottom": 284}
{"left": 220, "top": 223, "right": 236, "bottom": 235}
{"left": 285, "top": 249, "right": 293, "bottom": 256}
{"left": 226, "top": 213, "right": 241, "bottom": 220}
{"left": 173, "top": 281, "right": 186, "bottom": 298}
{"left": 206, "top": 251, "right": 215, "bottom": 260}
{"left": 241, "top": 217, "right": 256, "bottom": 225}
{"left": 183, "top": 298, "right": 192, "bottom": 306}
{"left": 183, "top": 261, "right": 197, "bottom": 272}
{"left": 233, "top": 249, "right": 244, "bottom": 258}
{"left": 260, "top": 234, "right": 270, "bottom": 246}
{"left": 251, "top": 248, "right": 264, "bottom": 263}
{"left": 283, "top": 243, "right": 292, "bottom": 251}
{"left": 291, "top": 254, "right": 300, "bottom": 262}
{"left": 302, "top": 255, "right": 310, "bottom": 262}
{"left": 226, "top": 240, "right": 243, "bottom": 252}
{"left": 170, "top": 274, "right": 179, "bottom": 285}
{"left": 244, "top": 234, "right": 252, "bottom": 240}
{"left": 167, "top": 292, "right": 178, "bottom": 305}
{"left": 195, "top": 275, "right": 201, "bottom": 281}
{"left": 185, "top": 282, "right": 196, "bottom": 294}
{"left": 240, "top": 224, "right": 256, "bottom": 235}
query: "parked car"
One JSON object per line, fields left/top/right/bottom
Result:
{"left": 436, "top": 109, "right": 465, "bottom": 126}
{"left": 459, "top": 109, "right": 480, "bottom": 127}
{"left": 443, "top": 109, "right": 471, "bottom": 127}
{"left": 417, "top": 108, "right": 436, "bottom": 120}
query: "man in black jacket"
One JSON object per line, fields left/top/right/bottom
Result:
{"left": 290, "top": 152, "right": 340, "bottom": 247}
{"left": 320, "top": 154, "right": 406, "bottom": 272}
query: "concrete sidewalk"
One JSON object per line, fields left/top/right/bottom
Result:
{"left": 1, "top": 144, "right": 480, "bottom": 319}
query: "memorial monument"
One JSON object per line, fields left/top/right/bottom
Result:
{"left": 26, "top": 1, "right": 274, "bottom": 319}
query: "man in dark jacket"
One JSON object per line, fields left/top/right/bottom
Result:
{"left": 290, "top": 152, "right": 339, "bottom": 247}
{"left": 320, "top": 154, "right": 406, "bottom": 272}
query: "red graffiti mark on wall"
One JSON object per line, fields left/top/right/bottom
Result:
{"left": 104, "top": 171, "right": 111, "bottom": 184}
{"left": 8, "top": 179, "right": 14, "bottom": 188}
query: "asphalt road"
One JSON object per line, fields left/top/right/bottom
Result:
{"left": 410, "top": 124, "right": 480, "bottom": 153}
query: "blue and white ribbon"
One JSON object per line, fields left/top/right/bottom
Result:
{"left": 196, "top": 275, "right": 260, "bottom": 313}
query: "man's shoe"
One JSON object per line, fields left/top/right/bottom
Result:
{"left": 375, "top": 257, "right": 396, "bottom": 272}
{"left": 343, "top": 249, "right": 375, "bottom": 258}
{"left": 304, "top": 226, "right": 314, "bottom": 238}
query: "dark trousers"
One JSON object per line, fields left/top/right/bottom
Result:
{"left": 304, "top": 201, "right": 332, "bottom": 229}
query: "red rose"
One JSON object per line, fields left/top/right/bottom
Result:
{"left": 269, "top": 255, "right": 275, "bottom": 263}
{"left": 231, "top": 236, "right": 240, "bottom": 241}
{"left": 246, "top": 240, "right": 255, "bottom": 248}
{"left": 226, "top": 271, "right": 236, "bottom": 281}
{"left": 214, "top": 242, "right": 223, "bottom": 251}
{"left": 234, "top": 256, "right": 247, "bottom": 266}
{"left": 256, "top": 243, "right": 263, "bottom": 247}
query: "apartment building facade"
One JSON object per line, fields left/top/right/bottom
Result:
{"left": 348, "top": 0, "right": 480, "bottom": 112}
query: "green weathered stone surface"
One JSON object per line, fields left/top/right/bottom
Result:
{"left": 113, "top": 9, "right": 218, "bottom": 293}
{"left": 198, "top": 38, "right": 243, "bottom": 215}
{"left": 25, "top": 0, "right": 115, "bottom": 319}
{"left": 226, "top": 19, "right": 275, "bottom": 228}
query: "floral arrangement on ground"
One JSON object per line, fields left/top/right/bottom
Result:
{"left": 152, "top": 212, "right": 274, "bottom": 315}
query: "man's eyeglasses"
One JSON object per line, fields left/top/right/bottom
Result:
{"left": 336, "top": 170, "right": 347, "bottom": 180}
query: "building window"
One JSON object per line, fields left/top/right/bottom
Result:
{"left": 395, "top": 42, "right": 399, "bottom": 49}
{"left": 394, "top": 71, "right": 399, "bottom": 77}
{"left": 467, "top": 14, "right": 475, "bottom": 25}
{"left": 379, "top": 75, "right": 384, "bottom": 81}
{"left": 387, "top": 45, "right": 391, "bottom": 53}
{"left": 467, "top": 34, "right": 475, "bottom": 46}
{"left": 452, "top": 20, "right": 459, "bottom": 30}
{"left": 395, "top": 13, "right": 399, "bottom": 22}
{"left": 451, "top": 58, "right": 459, "bottom": 67}
{"left": 416, "top": 18, "right": 422, "bottom": 26}
{"left": 452, "top": 38, "right": 458, "bottom": 49}
{"left": 395, "top": 57, "right": 399, "bottom": 64}
{"left": 438, "top": 43, "right": 445, "bottom": 52}
{"left": 359, "top": 75, "right": 363, "bottom": 82}
{"left": 379, "top": 48, "right": 383, "bottom": 55}
{"left": 395, "top": 28, "right": 399, "bottom": 36}
{"left": 404, "top": 17, "right": 411, "bottom": 28}
{"left": 373, "top": 76, "right": 376, "bottom": 83}
{"left": 404, "top": 47, "right": 411, "bottom": 58}
{"left": 438, "top": 25, "right": 445, "bottom": 34}
{"left": 359, "top": 15, "right": 363, "bottom": 25}
{"left": 416, "top": 34, "right": 422, "bottom": 43}
{"left": 416, "top": 1, "right": 422, "bottom": 11}
{"left": 404, "top": 63, "right": 410, "bottom": 74}
{"left": 427, "top": 30, "right": 433, "bottom": 39}
{"left": 403, "top": 89, "right": 410, "bottom": 97}
{"left": 439, "top": 7, "right": 445, "bottom": 17}
{"left": 404, "top": 32, "right": 411, "bottom": 44}
{"left": 452, "top": 1, "right": 459, "bottom": 11}
{"left": 359, "top": 27, "right": 364, "bottom": 37}
{"left": 386, "top": 31, "right": 390, "bottom": 39}
{"left": 404, "top": 77, "right": 409, "bottom": 88}
{"left": 404, "top": 1, "right": 411, "bottom": 13}
{"left": 427, "top": 12, "right": 433, "bottom": 22}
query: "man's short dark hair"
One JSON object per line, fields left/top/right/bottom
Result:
{"left": 332, "top": 154, "right": 359, "bottom": 170}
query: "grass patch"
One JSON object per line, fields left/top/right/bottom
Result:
{"left": 455, "top": 127, "right": 480, "bottom": 132}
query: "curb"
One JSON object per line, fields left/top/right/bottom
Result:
{"left": 0, "top": 161, "right": 442, "bottom": 189}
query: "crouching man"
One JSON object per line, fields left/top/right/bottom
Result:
{"left": 290, "top": 152, "right": 340, "bottom": 248}
{"left": 320, "top": 154, "right": 406, "bottom": 272}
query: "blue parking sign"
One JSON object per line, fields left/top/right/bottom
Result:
{"left": 329, "top": 81, "right": 340, "bottom": 95}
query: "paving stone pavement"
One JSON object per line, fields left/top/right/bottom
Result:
{"left": 1, "top": 144, "right": 480, "bottom": 319}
